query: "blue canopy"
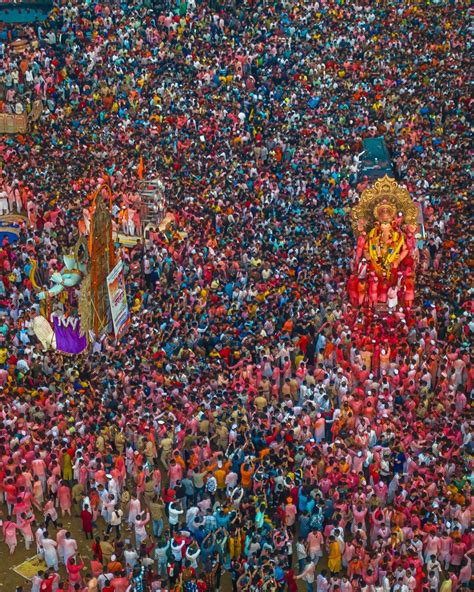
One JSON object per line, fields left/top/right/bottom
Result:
{"left": 0, "top": 1, "right": 53, "bottom": 24}
{"left": 359, "top": 137, "right": 394, "bottom": 180}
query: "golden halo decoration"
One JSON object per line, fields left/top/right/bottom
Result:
{"left": 351, "top": 175, "right": 418, "bottom": 236}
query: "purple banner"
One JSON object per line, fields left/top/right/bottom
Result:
{"left": 52, "top": 315, "right": 87, "bottom": 355}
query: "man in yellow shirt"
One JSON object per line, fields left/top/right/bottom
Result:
{"left": 0, "top": 346, "right": 7, "bottom": 365}
{"left": 254, "top": 393, "right": 267, "bottom": 412}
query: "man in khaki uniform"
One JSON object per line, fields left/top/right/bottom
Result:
{"left": 182, "top": 429, "right": 197, "bottom": 459}
{"left": 96, "top": 432, "right": 105, "bottom": 453}
{"left": 147, "top": 495, "right": 165, "bottom": 539}
{"left": 198, "top": 413, "right": 210, "bottom": 435}
{"left": 260, "top": 377, "right": 271, "bottom": 399}
{"left": 289, "top": 377, "right": 299, "bottom": 401}
{"left": 282, "top": 378, "right": 292, "bottom": 398}
{"left": 159, "top": 434, "right": 173, "bottom": 469}
{"left": 215, "top": 423, "right": 229, "bottom": 450}
{"left": 114, "top": 431, "right": 126, "bottom": 455}
{"left": 144, "top": 438, "right": 157, "bottom": 465}
{"left": 100, "top": 535, "right": 115, "bottom": 565}
{"left": 143, "top": 477, "right": 155, "bottom": 505}
{"left": 71, "top": 481, "right": 84, "bottom": 516}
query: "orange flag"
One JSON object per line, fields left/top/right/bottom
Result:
{"left": 137, "top": 156, "right": 144, "bottom": 180}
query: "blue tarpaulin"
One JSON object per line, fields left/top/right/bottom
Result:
{"left": 359, "top": 137, "right": 394, "bottom": 180}
{"left": 0, "top": 222, "right": 20, "bottom": 244}
{"left": 0, "top": 1, "right": 53, "bottom": 24}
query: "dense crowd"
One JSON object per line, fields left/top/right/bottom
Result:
{"left": 0, "top": 0, "right": 472, "bottom": 591}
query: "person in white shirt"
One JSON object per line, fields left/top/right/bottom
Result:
{"left": 97, "top": 571, "right": 114, "bottom": 591}
{"left": 31, "top": 572, "right": 43, "bottom": 592}
{"left": 0, "top": 190, "right": 8, "bottom": 216}
{"left": 108, "top": 476, "right": 120, "bottom": 501}
{"left": 134, "top": 512, "right": 150, "bottom": 548}
{"left": 405, "top": 569, "right": 417, "bottom": 592}
{"left": 225, "top": 470, "right": 238, "bottom": 496}
{"left": 393, "top": 578, "right": 409, "bottom": 592}
{"left": 62, "top": 531, "right": 78, "bottom": 566}
{"left": 168, "top": 502, "right": 183, "bottom": 535}
{"left": 426, "top": 556, "right": 442, "bottom": 578}
{"left": 154, "top": 539, "right": 170, "bottom": 577}
{"left": 296, "top": 559, "right": 316, "bottom": 590}
{"left": 107, "top": 505, "right": 123, "bottom": 538}
{"left": 35, "top": 525, "right": 45, "bottom": 557}
{"left": 124, "top": 543, "right": 139, "bottom": 575}
{"left": 230, "top": 486, "right": 244, "bottom": 509}
{"left": 41, "top": 535, "right": 59, "bottom": 571}
{"left": 186, "top": 505, "right": 200, "bottom": 530}
{"left": 316, "top": 569, "right": 329, "bottom": 592}
{"left": 393, "top": 567, "right": 407, "bottom": 581}
{"left": 340, "top": 576, "right": 353, "bottom": 592}
{"left": 296, "top": 537, "right": 308, "bottom": 572}
{"left": 185, "top": 541, "right": 200, "bottom": 568}
{"left": 171, "top": 537, "right": 185, "bottom": 561}
{"left": 428, "top": 570, "right": 440, "bottom": 592}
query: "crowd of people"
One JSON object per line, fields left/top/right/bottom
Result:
{"left": 0, "top": 0, "right": 472, "bottom": 591}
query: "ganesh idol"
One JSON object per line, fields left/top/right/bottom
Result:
{"left": 363, "top": 200, "right": 408, "bottom": 282}
{"left": 349, "top": 175, "right": 420, "bottom": 308}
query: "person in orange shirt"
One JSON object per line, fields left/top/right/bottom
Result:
{"left": 172, "top": 450, "right": 186, "bottom": 471}
{"left": 240, "top": 462, "right": 254, "bottom": 490}
{"left": 214, "top": 465, "right": 227, "bottom": 499}
{"left": 339, "top": 458, "right": 350, "bottom": 474}
{"left": 136, "top": 468, "right": 145, "bottom": 497}
{"left": 106, "top": 555, "right": 123, "bottom": 574}
{"left": 324, "top": 339, "right": 335, "bottom": 366}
